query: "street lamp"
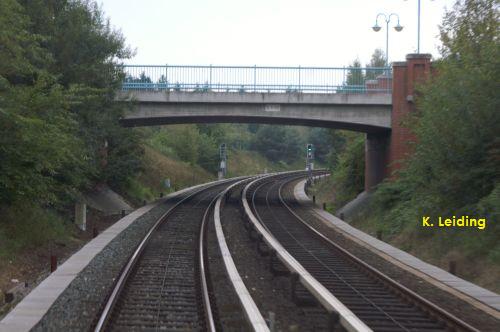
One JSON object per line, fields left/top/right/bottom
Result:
{"left": 405, "top": 0, "right": 434, "bottom": 53}
{"left": 372, "top": 13, "right": 403, "bottom": 66}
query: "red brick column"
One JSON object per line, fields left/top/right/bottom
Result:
{"left": 387, "top": 53, "right": 432, "bottom": 177}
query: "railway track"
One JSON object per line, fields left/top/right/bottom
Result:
{"left": 243, "top": 172, "right": 478, "bottom": 332}
{"left": 91, "top": 171, "right": 481, "bottom": 331}
{"left": 94, "top": 182, "right": 230, "bottom": 331}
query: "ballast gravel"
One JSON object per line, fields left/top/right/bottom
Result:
{"left": 216, "top": 188, "right": 329, "bottom": 331}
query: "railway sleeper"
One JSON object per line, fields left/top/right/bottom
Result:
{"left": 248, "top": 228, "right": 260, "bottom": 241}
{"left": 290, "top": 273, "right": 318, "bottom": 307}
{"left": 256, "top": 234, "right": 272, "bottom": 256}
{"left": 268, "top": 251, "right": 290, "bottom": 277}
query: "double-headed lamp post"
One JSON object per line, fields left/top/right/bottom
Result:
{"left": 372, "top": 13, "right": 403, "bottom": 66}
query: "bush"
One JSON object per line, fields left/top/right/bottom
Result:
{"left": 330, "top": 132, "right": 365, "bottom": 208}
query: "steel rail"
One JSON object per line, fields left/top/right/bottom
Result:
{"left": 214, "top": 177, "right": 270, "bottom": 332}
{"left": 277, "top": 175, "right": 480, "bottom": 332}
{"left": 242, "top": 173, "right": 372, "bottom": 332}
{"left": 94, "top": 178, "right": 243, "bottom": 332}
{"left": 198, "top": 192, "right": 224, "bottom": 332}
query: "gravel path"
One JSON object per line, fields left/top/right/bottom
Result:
{"left": 283, "top": 179, "right": 500, "bottom": 332}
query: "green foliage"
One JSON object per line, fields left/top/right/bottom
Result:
{"left": 0, "top": 77, "right": 91, "bottom": 206}
{"left": 330, "top": 132, "right": 365, "bottom": 208}
{"left": 21, "top": 0, "right": 132, "bottom": 88}
{"left": 0, "top": 0, "right": 142, "bottom": 206}
{"left": 0, "top": 0, "right": 142, "bottom": 259}
{"left": 124, "top": 177, "right": 156, "bottom": 204}
{"left": 147, "top": 125, "right": 220, "bottom": 172}
{"left": 0, "top": 0, "right": 52, "bottom": 85}
{"left": 307, "top": 128, "right": 331, "bottom": 163}
{"left": 370, "top": 0, "right": 500, "bottom": 262}
{"left": 146, "top": 123, "right": 343, "bottom": 175}
{"left": 252, "top": 125, "right": 303, "bottom": 163}
{"left": 0, "top": 1, "right": 93, "bottom": 206}
{"left": 344, "top": 58, "right": 364, "bottom": 89}
{"left": 365, "top": 48, "right": 387, "bottom": 80}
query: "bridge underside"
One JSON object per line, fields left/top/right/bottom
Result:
{"left": 121, "top": 114, "right": 389, "bottom": 133}
{"left": 117, "top": 90, "right": 393, "bottom": 190}
{"left": 118, "top": 90, "right": 392, "bottom": 133}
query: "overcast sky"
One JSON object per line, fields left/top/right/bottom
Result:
{"left": 99, "top": 0, "right": 457, "bottom": 67}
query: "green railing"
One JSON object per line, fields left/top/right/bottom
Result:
{"left": 121, "top": 65, "right": 392, "bottom": 93}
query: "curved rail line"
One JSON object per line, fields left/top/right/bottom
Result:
{"left": 213, "top": 177, "right": 271, "bottom": 331}
{"left": 95, "top": 180, "right": 238, "bottom": 331}
{"left": 279, "top": 175, "right": 480, "bottom": 332}
{"left": 243, "top": 172, "right": 479, "bottom": 332}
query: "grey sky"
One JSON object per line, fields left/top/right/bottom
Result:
{"left": 99, "top": 0, "right": 456, "bottom": 67}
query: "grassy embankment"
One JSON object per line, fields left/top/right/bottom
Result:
{"left": 0, "top": 143, "right": 293, "bottom": 263}
{"left": 129, "top": 145, "right": 305, "bottom": 203}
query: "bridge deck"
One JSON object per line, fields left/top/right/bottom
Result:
{"left": 117, "top": 91, "right": 392, "bottom": 132}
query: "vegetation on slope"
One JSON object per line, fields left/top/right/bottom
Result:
{"left": 315, "top": 0, "right": 500, "bottom": 291}
{"left": 0, "top": 0, "right": 334, "bottom": 261}
{"left": 372, "top": 0, "right": 499, "bottom": 263}
{"left": 0, "top": 0, "right": 141, "bottom": 259}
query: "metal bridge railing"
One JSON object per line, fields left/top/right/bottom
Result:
{"left": 121, "top": 65, "right": 392, "bottom": 94}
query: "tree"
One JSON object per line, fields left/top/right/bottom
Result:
{"left": 326, "top": 130, "right": 347, "bottom": 169}
{"left": 308, "top": 128, "right": 333, "bottom": 163}
{"left": 23, "top": 0, "right": 141, "bottom": 190}
{"left": 340, "top": 58, "right": 365, "bottom": 93}
{"left": 252, "top": 125, "right": 303, "bottom": 163}
{"left": 406, "top": 0, "right": 499, "bottom": 211}
{"left": 330, "top": 132, "right": 365, "bottom": 207}
{"left": 0, "top": 1, "right": 90, "bottom": 206}
{"left": 346, "top": 58, "right": 364, "bottom": 85}
{"left": 365, "top": 48, "right": 387, "bottom": 80}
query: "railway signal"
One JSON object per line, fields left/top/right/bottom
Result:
{"left": 306, "top": 143, "right": 314, "bottom": 171}
{"left": 219, "top": 143, "right": 227, "bottom": 179}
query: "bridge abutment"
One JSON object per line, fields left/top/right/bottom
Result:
{"left": 364, "top": 53, "right": 432, "bottom": 190}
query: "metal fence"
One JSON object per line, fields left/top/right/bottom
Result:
{"left": 121, "top": 65, "right": 392, "bottom": 93}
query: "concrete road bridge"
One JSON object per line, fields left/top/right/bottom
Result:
{"left": 116, "top": 54, "right": 432, "bottom": 190}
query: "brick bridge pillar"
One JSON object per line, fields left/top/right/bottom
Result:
{"left": 364, "top": 53, "right": 432, "bottom": 191}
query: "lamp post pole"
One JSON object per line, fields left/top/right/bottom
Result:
{"left": 405, "top": 0, "right": 434, "bottom": 53}
{"left": 417, "top": 0, "right": 421, "bottom": 53}
{"left": 385, "top": 18, "right": 390, "bottom": 65}
{"left": 372, "top": 13, "right": 403, "bottom": 66}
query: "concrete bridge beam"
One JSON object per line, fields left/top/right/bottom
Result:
{"left": 117, "top": 91, "right": 392, "bottom": 133}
